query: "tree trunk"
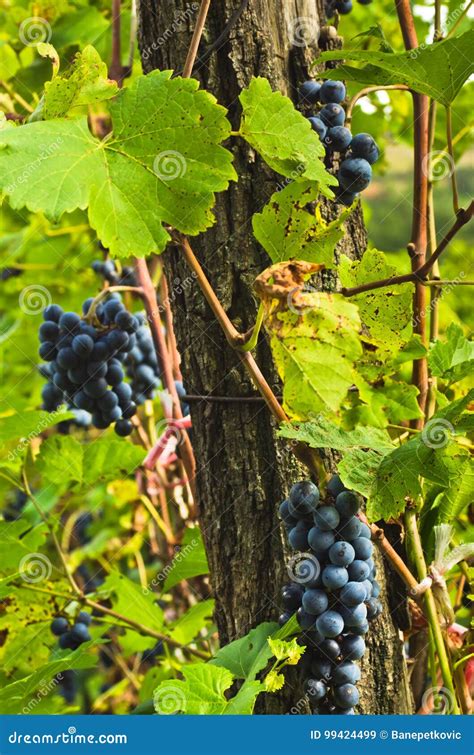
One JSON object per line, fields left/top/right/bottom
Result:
{"left": 137, "top": 0, "right": 413, "bottom": 714}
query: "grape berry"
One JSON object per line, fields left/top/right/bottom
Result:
{"left": 279, "top": 475, "right": 381, "bottom": 714}
{"left": 299, "top": 79, "right": 380, "bottom": 207}
{"left": 51, "top": 611, "right": 92, "bottom": 650}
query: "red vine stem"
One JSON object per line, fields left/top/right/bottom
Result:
{"left": 182, "top": 0, "right": 212, "bottom": 77}
{"left": 134, "top": 258, "right": 197, "bottom": 501}
{"left": 395, "top": 0, "right": 430, "bottom": 424}
{"left": 341, "top": 202, "right": 474, "bottom": 296}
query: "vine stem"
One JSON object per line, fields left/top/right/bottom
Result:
{"left": 363, "top": 518, "right": 419, "bottom": 594}
{"left": 395, "top": 0, "right": 430, "bottom": 424}
{"left": 341, "top": 202, "right": 474, "bottom": 296}
{"left": 83, "top": 598, "right": 207, "bottom": 660}
{"left": 182, "top": 0, "right": 212, "bottom": 77}
{"left": 22, "top": 470, "right": 83, "bottom": 597}
{"left": 85, "top": 285, "right": 143, "bottom": 323}
{"left": 178, "top": 235, "right": 322, "bottom": 478}
{"left": 134, "top": 258, "right": 197, "bottom": 501}
{"left": 445, "top": 106, "right": 459, "bottom": 213}
{"left": 405, "top": 510, "right": 460, "bottom": 713}
{"left": 345, "top": 84, "right": 410, "bottom": 123}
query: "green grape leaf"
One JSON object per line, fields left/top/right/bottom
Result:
{"left": 429, "top": 323, "right": 474, "bottom": 384}
{"left": 211, "top": 621, "right": 279, "bottom": 680}
{"left": 0, "top": 518, "right": 49, "bottom": 575}
{"left": 435, "top": 456, "right": 474, "bottom": 522}
{"left": 42, "top": 45, "right": 118, "bottom": 119}
{"left": 239, "top": 78, "right": 337, "bottom": 194}
{"left": 51, "top": 7, "right": 110, "bottom": 49}
{"left": 339, "top": 250, "right": 412, "bottom": 351}
{"left": 338, "top": 449, "right": 386, "bottom": 498}
{"left": 278, "top": 415, "right": 394, "bottom": 452}
{"left": 167, "top": 599, "right": 215, "bottom": 645}
{"left": 0, "top": 70, "right": 236, "bottom": 258}
{"left": 355, "top": 376, "right": 423, "bottom": 425}
{"left": 253, "top": 181, "right": 349, "bottom": 266}
{"left": 36, "top": 435, "right": 83, "bottom": 486}
{"left": 319, "top": 31, "right": 474, "bottom": 106}
{"left": 163, "top": 527, "right": 209, "bottom": 591}
{"left": 82, "top": 438, "right": 144, "bottom": 485}
{"left": 0, "top": 647, "right": 96, "bottom": 714}
{"left": 0, "top": 42, "right": 20, "bottom": 80}
{"left": 153, "top": 664, "right": 262, "bottom": 715}
{"left": 259, "top": 275, "right": 362, "bottom": 418}
{"left": 367, "top": 438, "right": 423, "bottom": 520}
{"left": 0, "top": 409, "right": 73, "bottom": 449}
{"left": 98, "top": 571, "right": 164, "bottom": 633}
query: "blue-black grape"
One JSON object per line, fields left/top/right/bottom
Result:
{"left": 302, "top": 588, "right": 329, "bottom": 616}
{"left": 314, "top": 506, "right": 340, "bottom": 532}
{"left": 320, "top": 80, "right": 346, "bottom": 104}
{"left": 328, "top": 541, "right": 355, "bottom": 567}
{"left": 322, "top": 565, "right": 349, "bottom": 591}
{"left": 338, "top": 157, "right": 372, "bottom": 192}
{"left": 316, "top": 610, "right": 344, "bottom": 638}
{"left": 278, "top": 475, "right": 379, "bottom": 714}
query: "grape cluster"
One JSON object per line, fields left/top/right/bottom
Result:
{"left": 278, "top": 476, "right": 381, "bottom": 714}
{"left": 91, "top": 258, "right": 137, "bottom": 287}
{"left": 299, "top": 79, "right": 379, "bottom": 207}
{"left": 324, "top": 0, "right": 372, "bottom": 17}
{"left": 123, "top": 313, "right": 162, "bottom": 404}
{"left": 51, "top": 611, "right": 92, "bottom": 650}
{"left": 38, "top": 299, "right": 140, "bottom": 436}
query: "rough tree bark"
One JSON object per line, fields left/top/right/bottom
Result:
{"left": 137, "top": 0, "right": 413, "bottom": 714}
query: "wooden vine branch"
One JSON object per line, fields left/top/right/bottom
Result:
{"left": 346, "top": 84, "right": 410, "bottom": 123}
{"left": 182, "top": 0, "right": 212, "bottom": 77}
{"left": 134, "top": 258, "right": 197, "bottom": 500}
{"left": 341, "top": 202, "right": 474, "bottom": 296}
